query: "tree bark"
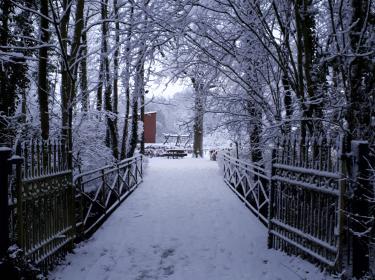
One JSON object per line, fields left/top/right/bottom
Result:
{"left": 120, "top": 3, "right": 134, "bottom": 159}
{"left": 295, "top": 0, "right": 324, "bottom": 136}
{"left": 191, "top": 78, "right": 204, "bottom": 158}
{"left": 246, "top": 100, "right": 263, "bottom": 163}
{"left": 102, "top": 0, "right": 118, "bottom": 159}
{"left": 38, "top": 0, "right": 50, "bottom": 140}
{"left": 127, "top": 54, "right": 145, "bottom": 158}
{"left": 59, "top": 0, "right": 72, "bottom": 139}
{"left": 346, "top": 0, "right": 374, "bottom": 142}
{"left": 0, "top": 1, "right": 12, "bottom": 144}
{"left": 80, "top": 18, "right": 88, "bottom": 112}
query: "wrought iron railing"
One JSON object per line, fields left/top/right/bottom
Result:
{"left": 219, "top": 152, "right": 270, "bottom": 225}
{"left": 268, "top": 135, "right": 345, "bottom": 271}
{"left": 10, "top": 139, "right": 74, "bottom": 271}
{"left": 75, "top": 154, "right": 144, "bottom": 236}
{"left": 219, "top": 136, "right": 347, "bottom": 272}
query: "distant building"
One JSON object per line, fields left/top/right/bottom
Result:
{"left": 143, "top": 112, "right": 156, "bottom": 143}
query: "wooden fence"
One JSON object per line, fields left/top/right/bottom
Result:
{"left": 0, "top": 140, "right": 144, "bottom": 274}
{"left": 219, "top": 135, "right": 375, "bottom": 278}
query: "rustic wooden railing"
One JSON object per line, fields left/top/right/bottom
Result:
{"left": 75, "top": 154, "right": 144, "bottom": 236}
{"left": 220, "top": 152, "right": 269, "bottom": 225}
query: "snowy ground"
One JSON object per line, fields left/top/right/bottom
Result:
{"left": 51, "top": 157, "right": 333, "bottom": 280}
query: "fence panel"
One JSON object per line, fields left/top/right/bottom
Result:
{"left": 75, "top": 154, "right": 143, "bottom": 236}
{"left": 10, "top": 140, "right": 75, "bottom": 271}
{"left": 221, "top": 153, "right": 269, "bottom": 225}
{"left": 268, "top": 136, "right": 345, "bottom": 271}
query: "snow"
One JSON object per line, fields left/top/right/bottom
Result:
{"left": 51, "top": 158, "right": 333, "bottom": 280}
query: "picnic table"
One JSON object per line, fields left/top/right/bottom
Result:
{"left": 162, "top": 149, "right": 188, "bottom": 159}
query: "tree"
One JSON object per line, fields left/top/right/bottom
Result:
{"left": 102, "top": 0, "right": 119, "bottom": 159}
{"left": 0, "top": 1, "right": 33, "bottom": 144}
{"left": 37, "top": 0, "right": 50, "bottom": 140}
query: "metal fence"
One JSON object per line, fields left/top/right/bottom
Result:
{"left": 0, "top": 140, "right": 144, "bottom": 274}
{"left": 219, "top": 135, "right": 375, "bottom": 278}
{"left": 221, "top": 153, "right": 269, "bottom": 225}
{"left": 75, "top": 155, "right": 144, "bottom": 236}
{"left": 9, "top": 140, "right": 74, "bottom": 271}
{"left": 268, "top": 136, "right": 345, "bottom": 272}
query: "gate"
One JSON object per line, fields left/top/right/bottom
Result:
{"left": 10, "top": 140, "right": 74, "bottom": 270}
{"left": 220, "top": 136, "right": 374, "bottom": 277}
{"left": 268, "top": 136, "right": 346, "bottom": 271}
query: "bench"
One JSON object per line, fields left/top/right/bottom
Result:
{"left": 161, "top": 149, "right": 188, "bottom": 159}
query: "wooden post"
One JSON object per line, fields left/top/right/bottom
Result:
{"left": 351, "top": 141, "right": 371, "bottom": 278}
{"left": 0, "top": 147, "right": 12, "bottom": 258}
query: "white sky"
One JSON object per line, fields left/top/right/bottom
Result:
{"left": 147, "top": 78, "right": 189, "bottom": 99}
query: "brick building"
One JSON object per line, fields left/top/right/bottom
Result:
{"left": 143, "top": 112, "right": 156, "bottom": 143}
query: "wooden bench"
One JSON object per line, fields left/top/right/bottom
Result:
{"left": 162, "top": 149, "right": 188, "bottom": 159}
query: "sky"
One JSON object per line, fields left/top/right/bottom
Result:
{"left": 147, "top": 78, "right": 189, "bottom": 99}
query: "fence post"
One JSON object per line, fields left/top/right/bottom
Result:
{"left": 350, "top": 141, "right": 371, "bottom": 278}
{"left": 267, "top": 149, "right": 276, "bottom": 249}
{"left": 0, "top": 147, "right": 12, "bottom": 258}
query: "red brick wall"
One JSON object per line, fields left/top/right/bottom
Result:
{"left": 144, "top": 112, "right": 156, "bottom": 143}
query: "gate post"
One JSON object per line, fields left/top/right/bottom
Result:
{"left": 350, "top": 141, "right": 372, "bottom": 278}
{"left": 267, "top": 149, "right": 276, "bottom": 249}
{"left": 0, "top": 147, "right": 12, "bottom": 258}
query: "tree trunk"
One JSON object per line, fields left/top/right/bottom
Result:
{"left": 80, "top": 18, "right": 88, "bottom": 112}
{"left": 112, "top": 0, "right": 120, "bottom": 155}
{"left": 97, "top": 60, "right": 103, "bottom": 111}
{"left": 346, "top": 0, "right": 374, "bottom": 142}
{"left": 295, "top": 0, "right": 323, "bottom": 136}
{"left": 246, "top": 100, "right": 263, "bottom": 163}
{"left": 38, "top": 0, "right": 50, "bottom": 140}
{"left": 120, "top": 3, "right": 134, "bottom": 159}
{"left": 60, "top": 0, "right": 72, "bottom": 139}
{"left": 113, "top": 0, "right": 119, "bottom": 117}
{"left": 127, "top": 95, "right": 138, "bottom": 158}
{"left": 102, "top": 0, "right": 118, "bottom": 159}
{"left": 120, "top": 86, "right": 131, "bottom": 159}
{"left": 191, "top": 78, "right": 204, "bottom": 158}
{"left": 0, "top": 1, "right": 12, "bottom": 144}
{"left": 127, "top": 54, "right": 145, "bottom": 158}
{"left": 140, "top": 88, "right": 145, "bottom": 154}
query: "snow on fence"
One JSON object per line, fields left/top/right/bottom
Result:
{"left": 75, "top": 154, "right": 144, "bottom": 236}
{"left": 1, "top": 140, "right": 144, "bottom": 274}
{"left": 220, "top": 153, "right": 269, "bottom": 225}
{"left": 7, "top": 140, "right": 75, "bottom": 271}
{"left": 219, "top": 135, "right": 375, "bottom": 278}
{"left": 268, "top": 136, "right": 345, "bottom": 272}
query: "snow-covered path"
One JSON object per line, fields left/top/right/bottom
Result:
{"left": 51, "top": 158, "right": 331, "bottom": 280}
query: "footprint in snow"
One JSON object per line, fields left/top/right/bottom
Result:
{"left": 162, "top": 265, "right": 175, "bottom": 276}
{"left": 161, "top": 248, "right": 175, "bottom": 259}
